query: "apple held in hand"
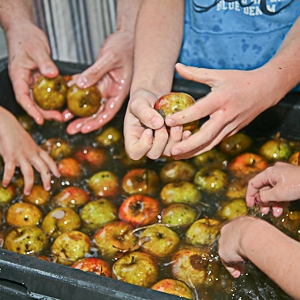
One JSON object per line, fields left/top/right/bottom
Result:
{"left": 33, "top": 75, "right": 68, "bottom": 110}
{"left": 67, "top": 84, "right": 102, "bottom": 117}
{"left": 154, "top": 92, "right": 199, "bottom": 132}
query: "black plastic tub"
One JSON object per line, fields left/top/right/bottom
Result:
{"left": 0, "top": 61, "right": 299, "bottom": 300}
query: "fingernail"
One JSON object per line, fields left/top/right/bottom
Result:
{"left": 171, "top": 148, "right": 182, "bottom": 155}
{"left": 77, "top": 76, "right": 88, "bottom": 88}
{"left": 45, "top": 67, "right": 56, "bottom": 75}
{"left": 166, "top": 118, "right": 175, "bottom": 126}
{"left": 174, "top": 126, "right": 181, "bottom": 132}
{"left": 151, "top": 116, "right": 163, "bottom": 128}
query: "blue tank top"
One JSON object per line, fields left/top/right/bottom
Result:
{"left": 179, "top": 0, "right": 300, "bottom": 91}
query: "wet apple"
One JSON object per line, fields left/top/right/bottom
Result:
{"left": 67, "top": 84, "right": 102, "bottom": 117}
{"left": 41, "top": 138, "right": 73, "bottom": 160}
{"left": 71, "top": 257, "right": 112, "bottom": 277}
{"left": 219, "top": 132, "right": 252, "bottom": 156}
{"left": 154, "top": 92, "right": 199, "bottom": 133}
{"left": 33, "top": 75, "right": 68, "bottom": 110}
{"left": 22, "top": 184, "right": 51, "bottom": 206}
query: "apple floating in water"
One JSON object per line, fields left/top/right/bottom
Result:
{"left": 154, "top": 92, "right": 199, "bottom": 133}
{"left": 33, "top": 75, "right": 68, "bottom": 110}
{"left": 67, "top": 84, "right": 102, "bottom": 117}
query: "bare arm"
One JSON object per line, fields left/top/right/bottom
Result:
{"left": 218, "top": 216, "right": 300, "bottom": 300}
{"left": 124, "top": 0, "right": 185, "bottom": 160}
{"left": 0, "top": 0, "right": 61, "bottom": 125}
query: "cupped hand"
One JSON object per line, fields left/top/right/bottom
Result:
{"left": 62, "top": 30, "right": 135, "bottom": 135}
{"left": 123, "top": 88, "right": 170, "bottom": 160}
{"left": 6, "top": 21, "right": 62, "bottom": 125}
{"left": 246, "top": 162, "right": 300, "bottom": 217}
{"left": 165, "top": 63, "right": 280, "bottom": 159}
{"left": 0, "top": 107, "right": 60, "bottom": 195}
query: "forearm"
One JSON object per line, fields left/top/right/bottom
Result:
{"left": 241, "top": 218, "right": 300, "bottom": 299}
{"left": 116, "top": 0, "right": 141, "bottom": 33}
{"left": 0, "top": 0, "right": 34, "bottom": 33}
{"left": 259, "top": 16, "right": 300, "bottom": 101}
{"left": 130, "top": 0, "right": 184, "bottom": 97}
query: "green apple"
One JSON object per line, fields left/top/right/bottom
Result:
{"left": 33, "top": 74, "right": 68, "bottom": 110}
{"left": 259, "top": 138, "right": 293, "bottom": 161}
{"left": 217, "top": 198, "right": 248, "bottom": 221}
{"left": 218, "top": 132, "right": 252, "bottom": 156}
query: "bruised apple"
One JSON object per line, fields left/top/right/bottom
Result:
{"left": 33, "top": 75, "right": 68, "bottom": 110}
{"left": 67, "top": 84, "right": 102, "bottom": 117}
{"left": 154, "top": 92, "right": 199, "bottom": 133}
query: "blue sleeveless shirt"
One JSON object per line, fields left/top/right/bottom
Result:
{"left": 178, "top": 0, "right": 300, "bottom": 91}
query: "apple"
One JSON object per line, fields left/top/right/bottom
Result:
{"left": 71, "top": 257, "right": 112, "bottom": 277}
{"left": 94, "top": 126, "right": 123, "bottom": 147}
{"left": 217, "top": 198, "right": 248, "bottom": 221}
{"left": 171, "top": 245, "right": 219, "bottom": 289}
{"left": 225, "top": 178, "right": 248, "bottom": 199}
{"left": 6, "top": 202, "right": 43, "bottom": 227}
{"left": 161, "top": 203, "right": 198, "bottom": 227}
{"left": 51, "top": 230, "right": 91, "bottom": 265}
{"left": 41, "top": 137, "right": 73, "bottom": 160}
{"left": 80, "top": 198, "right": 118, "bottom": 231}
{"left": 67, "top": 84, "right": 102, "bottom": 117}
{"left": 185, "top": 218, "right": 221, "bottom": 246}
{"left": 57, "top": 157, "right": 82, "bottom": 179}
{"left": 138, "top": 224, "right": 180, "bottom": 258}
{"left": 154, "top": 92, "right": 199, "bottom": 133}
{"left": 0, "top": 182, "right": 16, "bottom": 205}
{"left": 218, "top": 132, "right": 252, "bottom": 156}
{"left": 192, "top": 148, "right": 228, "bottom": 169}
{"left": 122, "top": 168, "right": 160, "bottom": 196}
{"left": 93, "top": 220, "right": 138, "bottom": 260}
{"left": 22, "top": 184, "right": 50, "bottom": 206}
{"left": 17, "top": 114, "right": 35, "bottom": 131}
{"left": 120, "top": 150, "right": 149, "bottom": 168}
{"left": 118, "top": 194, "right": 160, "bottom": 227}
{"left": 50, "top": 186, "right": 90, "bottom": 209}
{"left": 74, "top": 146, "right": 107, "bottom": 170}
{"left": 112, "top": 251, "right": 158, "bottom": 287}
{"left": 289, "top": 151, "right": 300, "bottom": 165}
{"left": 151, "top": 278, "right": 193, "bottom": 299}
{"left": 4, "top": 225, "right": 48, "bottom": 255}
{"left": 33, "top": 74, "right": 68, "bottom": 110}
{"left": 160, "top": 181, "right": 202, "bottom": 206}
{"left": 42, "top": 207, "right": 81, "bottom": 239}
{"left": 193, "top": 167, "right": 228, "bottom": 194}
{"left": 87, "top": 170, "right": 120, "bottom": 198}
{"left": 159, "top": 160, "right": 196, "bottom": 183}
{"left": 259, "top": 137, "right": 293, "bottom": 162}
{"left": 228, "top": 152, "right": 268, "bottom": 178}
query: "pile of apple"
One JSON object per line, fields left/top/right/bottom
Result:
{"left": 0, "top": 91, "right": 299, "bottom": 299}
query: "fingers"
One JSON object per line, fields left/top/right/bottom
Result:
{"left": 2, "top": 162, "right": 16, "bottom": 188}
{"left": 145, "top": 127, "right": 169, "bottom": 159}
{"left": 163, "top": 125, "right": 183, "bottom": 156}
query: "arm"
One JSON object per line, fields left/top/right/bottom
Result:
{"left": 123, "top": 0, "right": 185, "bottom": 160}
{"left": 0, "top": 0, "right": 61, "bottom": 125}
{"left": 246, "top": 162, "right": 300, "bottom": 216}
{"left": 0, "top": 107, "right": 60, "bottom": 194}
{"left": 165, "top": 16, "right": 300, "bottom": 159}
{"left": 218, "top": 216, "right": 300, "bottom": 300}
{"left": 63, "top": 0, "right": 142, "bottom": 135}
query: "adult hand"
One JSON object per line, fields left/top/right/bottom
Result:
{"left": 246, "top": 162, "right": 300, "bottom": 217}
{"left": 6, "top": 20, "right": 62, "bottom": 125}
{"left": 165, "top": 63, "right": 282, "bottom": 159}
{"left": 0, "top": 107, "right": 60, "bottom": 195}
{"left": 63, "top": 30, "right": 134, "bottom": 135}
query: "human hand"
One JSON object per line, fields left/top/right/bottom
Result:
{"left": 246, "top": 162, "right": 300, "bottom": 217}
{"left": 6, "top": 20, "right": 62, "bottom": 125}
{"left": 62, "top": 30, "right": 134, "bottom": 135}
{"left": 165, "top": 63, "right": 281, "bottom": 159}
{"left": 218, "top": 217, "right": 257, "bottom": 278}
{"left": 0, "top": 107, "right": 60, "bottom": 195}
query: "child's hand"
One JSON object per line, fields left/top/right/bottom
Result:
{"left": 246, "top": 162, "right": 300, "bottom": 216}
{"left": 0, "top": 107, "right": 60, "bottom": 194}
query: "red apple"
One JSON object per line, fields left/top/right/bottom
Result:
{"left": 74, "top": 146, "right": 107, "bottom": 170}
{"left": 71, "top": 257, "right": 111, "bottom": 277}
{"left": 118, "top": 194, "right": 160, "bottom": 227}
{"left": 154, "top": 92, "right": 199, "bottom": 133}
